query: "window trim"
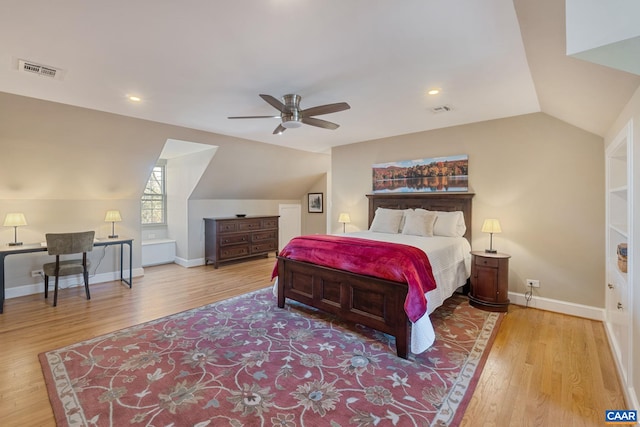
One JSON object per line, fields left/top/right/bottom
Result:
{"left": 141, "top": 163, "right": 167, "bottom": 226}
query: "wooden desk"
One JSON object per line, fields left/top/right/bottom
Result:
{"left": 0, "top": 237, "right": 133, "bottom": 313}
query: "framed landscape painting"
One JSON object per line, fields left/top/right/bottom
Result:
{"left": 372, "top": 154, "right": 468, "bottom": 193}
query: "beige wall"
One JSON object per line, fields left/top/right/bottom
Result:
{"left": 331, "top": 112, "right": 605, "bottom": 308}
{"left": 0, "top": 92, "right": 330, "bottom": 293}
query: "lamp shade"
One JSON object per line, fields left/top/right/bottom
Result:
{"left": 104, "top": 210, "right": 122, "bottom": 222}
{"left": 3, "top": 213, "right": 27, "bottom": 227}
{"left": 481, "top": 219, "right": 502, "bottom": 234}
{"left": 338, "top": 212, "right": 351, "bottom": 223}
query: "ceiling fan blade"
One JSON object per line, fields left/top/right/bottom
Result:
{"left": 301, "top": 117, "right": 340, "bottom": 130}
{"left": 260, "top": 94, "right": 286, "bottom": 112}
{"left": 301, "top": 102, "right": 350, "bottom": 117}
{"left": 273, "top": 124, "right": 287, "bottom": 135}
{"left": 228, "top": 115, "right": 280, "bottom": 119}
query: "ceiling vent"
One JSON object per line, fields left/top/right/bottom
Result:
{"left": 17, "top": 59, "right": 64, "bottom": 80}
{"left": 431, "top": 105, "right": 453, "bottom": 114}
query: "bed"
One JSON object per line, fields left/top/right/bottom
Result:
{"left": 275, "top": 192, "right": 474, "bottom": 359}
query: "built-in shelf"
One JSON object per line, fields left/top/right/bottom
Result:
{"left": 604, "top": 120, "right": 633, "bottom": 403}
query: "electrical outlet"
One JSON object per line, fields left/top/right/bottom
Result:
{"left": 526, "top": 279, "right": 540, "bottom": 288}
{"left": 31, "top": 269, "right": 44, "bottom": 277}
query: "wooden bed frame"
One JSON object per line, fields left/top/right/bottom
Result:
{"left": 276, "top": 192, "right": 474, "bottom": 359}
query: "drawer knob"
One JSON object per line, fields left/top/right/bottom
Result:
{"left": 617, "top": 302, "right": 623, "bottom": 310}
{"left": 608, "top": 283, "right": 614, "bottom": 289}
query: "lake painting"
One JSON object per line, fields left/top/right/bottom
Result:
{"left": 372, "top": 155, "right": 469, "bottom": 193}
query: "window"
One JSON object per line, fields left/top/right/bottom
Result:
{"left": 141, "top": 164, "right": 166, "bottom": 225}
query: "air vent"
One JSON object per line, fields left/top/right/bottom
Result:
{"left": 431, "top": 105, "right": 453, "bottom": 114}
{"left": 17, "top": 59, "right": 64, "bottom": 80}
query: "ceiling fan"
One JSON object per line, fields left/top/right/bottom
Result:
{"left": 228, "top": 94, "right": 350, "bottom": 135}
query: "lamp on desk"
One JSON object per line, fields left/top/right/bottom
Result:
{"left": 105, "top": 210, "right": 122, "bottom": 239}
{"left": 481, "top": 218, "right": 502, "bottom": 254}
{"left": 4, "top": 213, "right": 27, "bottom": 246}
{"left": 338, "top": 212, "right": 351, "bottom": 233}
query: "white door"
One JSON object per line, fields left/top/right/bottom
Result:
{"left": 278, "top": 204, "right": 301, "bottom": 251}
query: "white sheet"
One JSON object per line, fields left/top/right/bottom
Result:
{"left": 343, "top": 231, "right": 471, "bottom": 353}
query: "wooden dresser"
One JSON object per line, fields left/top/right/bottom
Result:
{"left": 204, "top": 216, "right": 279, "bottom": 268}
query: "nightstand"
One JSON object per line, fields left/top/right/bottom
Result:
{"left": 469, "top": 251, "right": 510, "bottom": 312}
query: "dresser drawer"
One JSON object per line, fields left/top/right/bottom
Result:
{"left": 219, "top": 233, "right": 249, "bottom": 246}
{"left": 252, "top": 230, "right": 277, "bottom": 242}
{"left": 252, "top": 241, "right": 277, "bottom": 253}
{"left": 220, "top": 245, "right": 250, "bottom": 260}
{"left": 262, "top": 218, "right": 278, "bottom": 229}
{"left": 475, "top": 256, "right": 499, "bottom": 268}
{"left": 238, "top": 220, "right": 263, "bottom": 231}
{"left": 217, "top": 221, "right": 238, "bottom": 233}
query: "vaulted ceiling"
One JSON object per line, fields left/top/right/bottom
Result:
{"left": 1, "top": 0, "right": 638, "bottom": 153}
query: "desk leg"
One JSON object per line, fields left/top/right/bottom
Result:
{"left": 120, "top": 242, "right": 132, "bottom": 288}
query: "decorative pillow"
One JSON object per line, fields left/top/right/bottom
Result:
{"left": 401, "top": 210, "right": 437, "bottom": 237}
{"left": 398, "top": 208, "right": 414, "bottom": 233}
{"left": 417, "top": 209, "right": 466, "bottom": 237}
{"left": 369, "top": 208, "right": 404, "bottom": 233}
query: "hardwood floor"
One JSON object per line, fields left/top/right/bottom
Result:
{"left": 0, "top": 258, "right": 625, "bottom": 426}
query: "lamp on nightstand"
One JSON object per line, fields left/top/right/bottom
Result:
{"left": 481, "top": 218, "right": 501, "bottom": 253}
{"left": 3, "top": 213, "right": 27, "bottom": 246}
{"left": 105, "top": 210, "right": 122, "bottom": 238}
{"left": 338, "top": 212, "right": 351, "bottom": 233}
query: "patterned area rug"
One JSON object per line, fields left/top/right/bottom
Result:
{"left": 40, "top": 287, "right": 502, "bottom": 426}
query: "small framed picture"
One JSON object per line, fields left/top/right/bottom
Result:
{"left": 308, "top": 193, "right": 323, "bottom": 213}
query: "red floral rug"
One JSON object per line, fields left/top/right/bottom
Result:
{"left": 40, "top": 287, "right": 502, "bottom": 426}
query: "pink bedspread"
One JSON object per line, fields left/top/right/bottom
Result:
{"left": 273, "top": 235, "right": 437, "bottom": 322}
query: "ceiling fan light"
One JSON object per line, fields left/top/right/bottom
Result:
{"left": 282, "top": 120, "right": 303, "bottom": 129}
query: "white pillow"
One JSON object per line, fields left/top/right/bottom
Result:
{"left": 369, "top": 208, "right": 404, "bottom": 233}
{"left": 398, "top": 208, "right": 414, "bottom": 233}
{"left": 417, "top": 209, "right": 466, "bottom": 237}
{"left": 401, "top": 210, "right": 437, "bottom": 237}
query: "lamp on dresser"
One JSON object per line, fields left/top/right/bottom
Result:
{"left": 481, "top": 218, "right": 501, "bottom": 253}
{"left": 3, "top": 213, "right": 27, "bottom": 246}
{"left": 338, "top": 212, "right": 351, "bottom": 233}
{"left": 105, "top": 210, "right": 122, "bottom": 238}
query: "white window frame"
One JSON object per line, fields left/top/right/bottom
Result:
{"left": 141, "top": 162, "right": 166, "bottom": 225}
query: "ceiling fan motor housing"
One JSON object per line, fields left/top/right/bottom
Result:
{"left": 281, "top": 94, "right": 303, "bottom": 128}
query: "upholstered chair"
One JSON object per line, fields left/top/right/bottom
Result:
{"left": 43, "top": 231, "right": 95, "bottom": 307}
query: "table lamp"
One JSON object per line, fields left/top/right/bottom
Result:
{"left": 338, "top": 212, "right": 351, "bottom": 233}
{"left": 481, "top": 218, "right": 502, "bottom": 253}
{"left": 105, "top": 210, "right": 122, "bottom": 238}
{"left": 4, "top": 213, "right": 28, "bottom": 246}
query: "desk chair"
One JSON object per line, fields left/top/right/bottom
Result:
{"left": 44, "top": 231, "right": 95, "bottom": 307}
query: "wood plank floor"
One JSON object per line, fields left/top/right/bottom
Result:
{"left": 0, "top": 257, "right": 626, "bottom": 426}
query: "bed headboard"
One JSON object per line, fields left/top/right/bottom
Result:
{"left": 366, "top": 193, "right": 475, "bottom": 242}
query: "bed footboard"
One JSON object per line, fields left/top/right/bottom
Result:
{"left": 277, "top": 256, "right": 410, "bottom": 358}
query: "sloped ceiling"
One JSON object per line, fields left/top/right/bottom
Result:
{"left": 0, "top": 92, "right": 329, "bottom": 200}
{"left": 0, "top": 0, "right": 637, "bottom": 155}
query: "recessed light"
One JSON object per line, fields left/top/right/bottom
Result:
{"left": 127, "top": 95, "right": 142, "bottom": 102}
{"left": 427, "top": 89, "right": 440, "bottom": 95}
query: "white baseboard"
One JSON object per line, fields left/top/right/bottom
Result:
{"left": 174, "top": 257, "right": 205, "bottom": 268}
{"left": 5, "top": 268, "right": 145, "bottom": 300}
{"left": 508, "top": 291, "right": 605, "bottom": 321}
{"left": 603, "top": 322, "right": 640, "bottom": 412}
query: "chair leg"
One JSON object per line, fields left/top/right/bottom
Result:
{"left": 53, "top": 275, "right": 59, "bottom": 307}
{"left": 44, "top": 275, "right": 49, "bottom": 299}
{"left": 84, "top": 269, "right": 91, "bottom": 300}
